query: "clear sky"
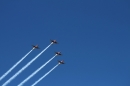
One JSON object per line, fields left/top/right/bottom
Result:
{"left": 0, "top": 0, "right": 130, "bottom": 86}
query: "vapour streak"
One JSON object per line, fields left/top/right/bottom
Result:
{"left": 0, "top": 49, "right": 34, "bottom": 81}
{"left": 31, "top": 64, "right": 59, "bottom": 86}
{"left": 18, "top": 54, "right": 57, "bottom": 86}
{"left": 2, "top": 43, "right": 53, "bottom": 86}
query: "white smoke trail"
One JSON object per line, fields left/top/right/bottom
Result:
{"left": 31, "top": 64, "right": 60, "bottom": 86}
{"left": 2, "top": 43, "right": 53, "bottom": 86}
{"left": 18, "top": 54, "right": 57, "bottom": 86}
{"left": 0, "top": 48, "right": 34, "bottom": 81}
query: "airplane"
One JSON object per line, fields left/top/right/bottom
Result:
{"left": 58, "top": 60, "right": 65, "bottom": 64}
{"left": 55, "top": 52, "right": 62, "bottom": 55}
{"left": 32, "top": 45, "right": 39, "bottom": 49}
{"left": 51, "top": 40, "right": 58, "bottom": 44}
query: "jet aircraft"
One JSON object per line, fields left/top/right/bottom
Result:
{"left": 58, "top": 60, "right": 65, "bottom": 64}
{"left": 32, "top": 45, "right": 39, "bottom": 49}
{"left": 51, "top": 40, "right": 58, "bottom": 44}
{"left": 55, "top": 52, "right": 62, "bottom": 55}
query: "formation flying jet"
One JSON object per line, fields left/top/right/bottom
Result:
{"left": 32, "top": 45, "right": 39, "bottom": 49}
{"left": 58, "top": 60, "right": 65, "bottom": 64}
{"left": 55, "top": 52, "right": 62, "bottom": 55}
{"left": 51, "top": 40, "right": 58, "bottom": 44}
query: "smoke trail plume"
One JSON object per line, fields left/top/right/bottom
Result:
{"left": 31, "top": 64, "right": 60, "bottom": 86}
{"left": 0, "top": 49, "right": 34, "bottom": 81}
{"left": 2, "top": 43, "right": 53, "bottom": 86}
{"left": 18, "top": 54, "right": 57, "bottom": 86}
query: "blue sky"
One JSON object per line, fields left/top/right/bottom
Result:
{"left": 0, "top": 0, "right": 130, "bottom": 86}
